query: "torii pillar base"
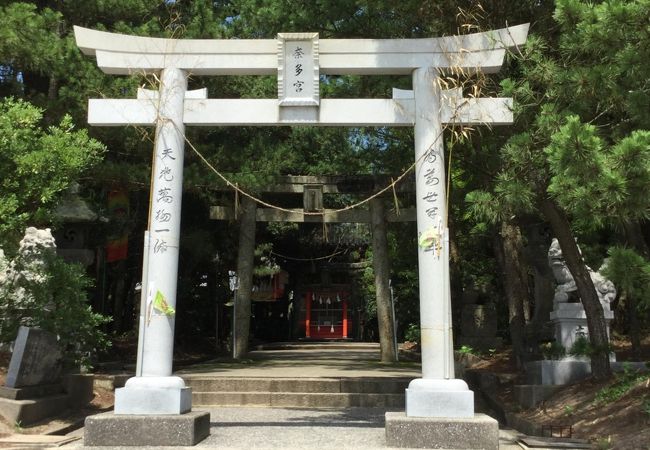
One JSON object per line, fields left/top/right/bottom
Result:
{"left": 84, "top": 410, "right": 210, "bottom": 447}
{"left": 84, "top": 376, "right": 208, "bottom": 446}
{"left": 385, "top": 378, "right": 497, "bottom": 449}
{"left": 114, "top": 376, "right": 192, "bottom": 415}
{"left": 385, "top": 412, "right": 498, "bottom": 450}
{"left": 405, "top": 378, "right": 474, "bottom": 417}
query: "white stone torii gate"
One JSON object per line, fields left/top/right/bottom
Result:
{"left": 75, "top": 24, "right": 528, "bottom": 424}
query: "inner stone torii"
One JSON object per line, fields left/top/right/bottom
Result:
{"left": 74, "top": 23, "right": 528, "bottom": 433}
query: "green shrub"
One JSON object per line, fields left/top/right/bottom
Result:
{"left": 641, "top": 397, "right": 650, "bottom": 418}
{"left": 568, "top": 334, "right": 591, "bottom": 357}
{"left": 540, "top": 341, "right": 566, "bottom": 360}
{"left": 404, "top": 323, "right": 420, "bottom": 343}
{"left": 0, "top": 239, "right": 110, "bottom": 368}
{"left": 562, "top": 404, "right": 575, "bottom": 416}
{"left": 458, "top": 345, "right": 480, "bottom": 356}
{"left": 594, "top": 437, "right": 612, "bottom": 450}
{"left": 594, "top": 364, "right": 649, "bottom": 405}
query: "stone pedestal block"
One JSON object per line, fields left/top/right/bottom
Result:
{"left": 525, "top": 360, "right": 592, "bottom": 385}
{"left": 114, "top": 386, "right": 192, "bottom": 415}
{"left": 526, "top": 357, "right": 617, "bottom": 386}
{"left": 385, "top": 412, "right": 498, "bottom": 449}
{"left": 0, "top": 394, "right": 69, "bottom": 425}
{"left": 514, "top": 384, "right": 563, "bottom": 409}
{"left": 550, "top": 303, "right": 614, "bottom": 351}
{"left": 405, "top": 379, "right": 474, "bottom": 418}
{"left": 0, "top": 375, "right": 93, "bottom": 425}
{"left": 84, "top": 411, "right": 210, "bottom": 446}
{"left": 0, "top": 383, "right": 63, "bottom": 400}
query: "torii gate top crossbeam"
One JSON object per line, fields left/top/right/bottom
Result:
{"left": 73, "top": 24, "right": 528, "bottom": 75}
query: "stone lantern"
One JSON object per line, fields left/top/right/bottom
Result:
{"left": 53, "top": 182, "right": 98, "bottom": 267}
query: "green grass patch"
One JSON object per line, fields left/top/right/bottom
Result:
{"left": 594, "top": 364, "right": 650, "bottom": 405}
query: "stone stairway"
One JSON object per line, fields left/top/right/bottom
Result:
{"left": 176, "top": 341, "right": 419, "bottom": 409}
{"left": 184, "top": 376, "right": 410, "bottom": 408}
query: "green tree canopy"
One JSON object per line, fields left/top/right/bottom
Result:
{"left": 0, "top": 97, "right": 105, "bottom": 251}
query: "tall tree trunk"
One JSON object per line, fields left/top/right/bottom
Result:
{"left": 540, "top": 199, "right": 611, "bottom": 380}
{"left": 234, "top": 196, "right": 256, "bottom": 359}
{"left": 621, "top": 220, "right": 648, "bottom": 358}
{"left": 621, "top": 291, "right": 641, "bottom": 360}
{"left": 494, "top": 221, "right": 528, "bottom": 367}
{"left": 523, "top": 225, "right": 555, "bottom": 329}
{"left": 622, "top": 220, "right": 650, "bottom": 258}
{"left": 370, "top": 198, "right": 396, "bottom": 362}
{"left": 48, "top": 76, "right": 58, "bottom": 102}
{"left": 523, "top": 287, "right": 532, "bottom": 323}
{"left": 529, "top": 267, "right": 555, "bottom": 326}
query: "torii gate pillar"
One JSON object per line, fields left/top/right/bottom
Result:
{"left": 113, "top": 68, "right": 193, "bottom": 415}
{"left": 385, "top": 68, "right": 501, "bottom": 450}
{"left": 403, "top": 68, "right": 473, "bottom": 417}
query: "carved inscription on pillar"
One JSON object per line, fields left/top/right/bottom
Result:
{"left": 152, "top": 146, "right": 178, "bottom": 254}
{"left": 417, "top": 145, "right": 445, "bottom": 258}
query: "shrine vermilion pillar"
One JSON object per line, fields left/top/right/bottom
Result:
{"left": 305, "top": 292, "right": 312, "bottom": 338}
{"left": 342, "top": 300, "right": 348, "bottom": 339}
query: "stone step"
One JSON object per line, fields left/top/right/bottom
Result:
{"left": 192, "top": 391, "right": 405, "bottom": 408}
{"left": 183, "top": 377, "right": 410, "bottom": 394}
{"left": 253, "top": 342, "right": 378, "bottom": 351}
{"left": 185, "top": 376, "right": 410, "bottom": 408}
